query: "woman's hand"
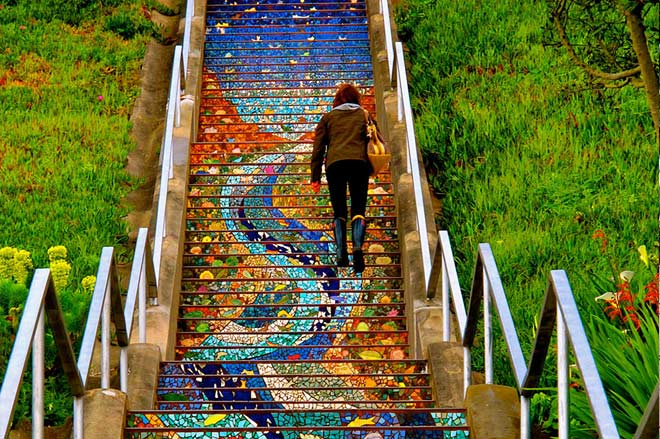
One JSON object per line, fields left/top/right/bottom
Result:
{"left": 310, "top": 181, "right": 321, "bottom": 193}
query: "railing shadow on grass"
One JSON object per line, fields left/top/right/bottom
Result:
{"left": 376, "top": 0, "right": 658, "bottom": 437}
{"left": 0, "top": 228, "right": 157, "bottom": 439}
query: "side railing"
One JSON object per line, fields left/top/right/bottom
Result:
{"left": 0, "top": 228, "right": 157, "bottom": 439}
{"left": 152, "top": 0, "right": 195, "bottom": 282}
{"left": 378, "top": 0, "right": 657, "bottom": 437}
{"left": 152, "top": 44, "right": 183, "bottom": 281}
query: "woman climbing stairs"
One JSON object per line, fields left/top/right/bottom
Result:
{"left": 125, "top": 0, "right": 470, "bottom": 437}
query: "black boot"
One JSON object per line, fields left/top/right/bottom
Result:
{"left": 351, "top": 216, "right": 367, "bottom": 274}
{"left": 333, "top": 217, "right": 349, "bottom": 267}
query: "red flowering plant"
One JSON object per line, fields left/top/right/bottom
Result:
{"left": 558, "top": 230, "right": 660, "bottom": 438}
{"left": 590, "top": 229, "right": 659, "bottom": 330}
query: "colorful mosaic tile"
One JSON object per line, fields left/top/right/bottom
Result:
{"left": 125, "top": 0, "right": 468, "bottom": 437}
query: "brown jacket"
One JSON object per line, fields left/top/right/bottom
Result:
{"left": 310, "top": 106, "right": 370, "bottom": 182}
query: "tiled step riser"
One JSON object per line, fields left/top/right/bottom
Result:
{"left": 158, "top": 374, "right": 431, "bottom": 388}
{"left": 187, "top": 173, "right": 389, "bottom": 182}
{"left": 156, "top": 400, "right": 435, "bottom": 410}
{"left": 188, "top": 197, "right": 394, "bottom": 209}
{"left": 200, "top": 90, "right": 373, "bottom": 99}
{"left": 206, "top": 1, "right": 365, "bottom": 8}
{"left": 125, "top": 428, "right": 467, "bottom": 439}
{"left": 187, "top": 164, "right": 345, "bottom": 174}
{"left": 125, "top": 409, "right": 468, "bottom": 435}
{"left": 206, "top": 24, "right": 369, "bottom": 33}
{"left": 158, "top": 360, "right": 430, "bottom": 375}
{"left": 178, "top": 288, "right": 404, "bottom": 297}
{"left": 200, "top": 79, "right": 374, "bottom": 90}
{"left": 181, "top": 267, "right": 400, "bottom": 280}
{"left": 177, "top": 312, "right": 403, "bottom": 325}
{"left": 206, "top": 2, "right": 366, "bottom": 13}
{"left": 205, "top": 50, "right": 370, "bottom": 59}
{"left": 184, "top": 224, "right": 396, "bottom": 233}
{"left": 181, "top": 249, "right": 399, "bottom": 260}
{"left": 178, "top": 291, "right": 404, "bottom": 305}
{"left": 126, "top": 430, "right": 469, "bottom": 439}
{"left": 186, "top": 207, "right": 395, "bottom": 217}
{"left": 207, "top": 72, "right": 373, "bottom": 82}
{"left": 180, "top": 301, "right": 404, "bottom": 312}
{"left": 181, "top": 279, "right": 404, "bottom": 291}
{"left": 176, "top": 349, "right": 410, "bottom": 363}
{"left": 196, "top": 102, "right": 346, "bottom": 112}
{"left": 176, "top": 319, "right": 406, "bottom": 328}
{"left": 205, "top": 49, "right": 370, "bottom": 57}
{"left": 207, "top": 20, "right": 368, "bottom": 28}
{"left": 176, "top": 323, "right": 409, "bottom": 337}
{"left": 204, "top": 64, "right": 372, "bottom": 74}
{"left": 185, "top": 217, "right": 396, "bottom": 227}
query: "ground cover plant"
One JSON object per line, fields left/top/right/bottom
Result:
{"left": 0, "top": 0, "right": 155, "bottom": 427}
{"left": 395, "top": 0, "right": 658, "bottom": 436}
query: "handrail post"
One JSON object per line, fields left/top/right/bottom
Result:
{"left": 463, "top": 346, "right": 471, "bottom": 397}
{"left": 483, "top": 268, "right": 493, "bottom": 384}
{"left": 182, "top": 0, "right": 194, "bottom": 77}
{"left": 101, "top": 279, "right": 111, "bottom": 389}
{"left": 32, "top": 306, "right": 45, "bottom": 439}
{"left": 520, "top": 395, "right": 531, "bottom": 439}
{"left": 557, "top": 301, "right": 569, "bottom": 438}
{"left": 379, "top": 0, "right": 394, "bottom": 82}
{"left": 139, "top": 253, "right": 147, "bottom": 343}
{"left": 441, "top": 256, "right": 450, "bottom": 342}
{"left": 73, "top": 397, "right": 83, "bottom": 439}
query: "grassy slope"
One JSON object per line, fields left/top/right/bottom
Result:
{"left": 0, "top": 3, "right": 148, "bottom": 284}
{"left": 395, "top": 0, "right": 657, "bottom": 432}
{"left": 0, "top": 1, "right": 151, "bottom": 425}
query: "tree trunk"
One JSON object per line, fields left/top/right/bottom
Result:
{"left": 624, "top": 5, "right": 660, "bottom": 149}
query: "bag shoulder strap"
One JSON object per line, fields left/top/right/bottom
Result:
{"left": 362, "top": 108, "right": 372, "bottom": 125}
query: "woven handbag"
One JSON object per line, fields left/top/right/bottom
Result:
{"left": 363, "top": 110, "right": 391, "bottom": 176}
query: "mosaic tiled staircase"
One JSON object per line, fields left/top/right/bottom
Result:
{"left": 125, "top": 0, "right": 469, "bottom": 437}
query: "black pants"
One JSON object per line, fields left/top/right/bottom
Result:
{"left": 326, "top": 159, "right": 370, "bottom": 221}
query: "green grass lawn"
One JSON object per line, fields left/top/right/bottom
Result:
{"left": 395, "top": 0, "right": 658, "bottom": 436}
{"left": 0, "top": 0, "right": 154, "bottom": 425}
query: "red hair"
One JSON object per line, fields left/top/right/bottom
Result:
{"left": 333, "top": 83, "right": 361, "bottom": 107}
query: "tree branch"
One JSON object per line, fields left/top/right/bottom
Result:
{"left": 551, "top": 11, "right": 642, "bottom": 81}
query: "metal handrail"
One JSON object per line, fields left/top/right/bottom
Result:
{"left": 0, "top": 228, "right": 157, "bottom": 439}
{"left": 182, "top": 0, "right": 194, "bottom": 77}
{"left": 152, "top": 0, "right": 195, "bottom": 279}
{"left": 392, "top": 42, "right": 433, "bottom": 292}
{"left": 0, "top": 270, "right": 83, "bottom": 438}
{"left": 152, "top": 44, "right": 183, "bottom": 281}
{"left": 378, "top": 0, "right": 394, "bottom": 82}
{"left": 374, "top": 2, "right": 643, "bottom": 437}
{"left": 431, "top": 233, "right": 623, "bottom": 437}
{"left": 522, "top": 270, "right": 619, "bottom": 437}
